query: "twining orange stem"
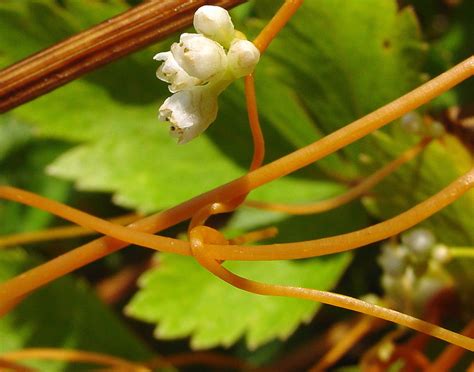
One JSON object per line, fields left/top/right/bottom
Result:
{"left": 0, "top": 348, "right": 147, "bottom": 371}
{"left": 427, "top": 320, "right": 474, "bottom": 371}
{"left": 360, "top": 328, "right": 406, "bottom": 371}
{"left": 188, "top": 73, "right": 265, "bottom": 231}
{"left": 0, "top": 186, "right": 186, "bottom": 256}
{"left": 0, "top": 162, "right": 472, "bottom": 313}
{"left": 188, "top": 227, "right": 474, "bottom": 351}
{"left": 405, "top": 288, "right": 456, "bottom": 351}
{"left": 309, "top": 316, "right": 378, "bottom": 371}
{"left": 0, "top": 57, "right": 472, "bottom": 310}
{"left": 95, "top": 261, "right": 150, "bottom": 305}
{"left": 228, "top": 226, "right": 278, "bottom": 245}
{"left": 1, "top": 348, "right": 250, "bottom": 371}
{"left": 253, "top": 0, "right": 304, "bottom": 53}
{"left": 0, "top": 213, "right": 139, "bottom": 248}
{"left": 0, "top": 294, "right": 26, "bottom": 316}
{"left": 390, "top": 346, "right": 431, "bottom": 370}
{"left": 1, "top": 165, "right": 473, "bottom": 262}
{"left": 246, "top": 74, "right": 265, "bottom": 171}
{"left": 0, "top": 358, "right": 34, "bottom": 372}
{"left": 208, "top": 167, "right": 474, "bottom": 260}
{"left": 188, "top": 74, "right": 264, "bottom": 231}
{"left": 246, "top": 138, "right": 430, "bottom": 214}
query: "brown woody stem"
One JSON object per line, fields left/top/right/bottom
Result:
{"left": 0, "top": 0, "right": 246, "bottom": 113}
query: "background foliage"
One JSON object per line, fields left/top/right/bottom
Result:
{"left": 0, "top": 0, "right": 472, "bottom": 370}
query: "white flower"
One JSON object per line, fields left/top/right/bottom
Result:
{"left": 171, "top": 33, "right": 227, "bottom": 82}
{"left": 153, "top": 52, "right": 200, "bottom": 92}
{"left": 227, "top": 39, "right": 260, "bottom": 78}
{"left": 402, "top": 228, "right": 435, "bottom": 257}
{"left": 378, "top": 243, "right": 408, "bottom": 277}
{"left": 154, "top": 5, "right": 261, "bottom": 144}
{"left": 193, "top": 5, "right": 235, "bottom": 48}
{"left": 159, "top": 88, "right": 218, "bottom": 144}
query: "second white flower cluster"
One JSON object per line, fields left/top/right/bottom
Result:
{"left": 155, "top": 5, "right": 260, "bottom": 143}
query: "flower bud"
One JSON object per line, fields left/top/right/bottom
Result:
{"left": 381, "top": 275, "right": 405, "bottom": 308}
{"left": 158, "top": 88, "right": 218, "bottom": 144}
{"left": 400, "top": 111, "right": 424, "bottom": 135}
{"left": 153, "top": 6, "right": 261, "bottom": 143}
{"left": 378, "top": 243, "right": 408, "bottom": 277}
{"left": 227, "top": 39, "right": 260, "bottom": 78}
{"left": 171, "top": 33, "right": 227, "bottom": 81}
{"left": 402, "top": 228, "right": 435, "bottom": 258}
{"left": 193, "top": 5, "right": 235, "bottom": 48}
{"left": 432, "top": 244, "right": 450, "bottom": 263}
{"left": 154, "top": 52, "right": 200, "bottom": 92}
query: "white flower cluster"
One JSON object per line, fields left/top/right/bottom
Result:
{"left": 378, "top": 228, "right": 452, "bottom": 316}
{"left": 155, "top": 5, "right": 260, "bottom": 143}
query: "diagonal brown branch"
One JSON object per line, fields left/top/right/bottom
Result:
{"left": 0, "top": 0, "right": 246, "bottom": 113}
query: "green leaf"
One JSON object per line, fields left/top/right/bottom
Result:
{"left": 230, "top": 176, "right": 364, "bottom": 241}
{"left": 423, "top": 0, "right": 474, "bottom": 108}
{"left": 46, "top": 126, "right": 244, "bottom": 213}
{"left": 0, "top": 117, "right": 71, "bottom": 234}
{"left": 0, "top": 248, "right": 152, "bottom": 371}
{"left": 263, "top": 0, "right": 425, "bottom": 141}
{"left": 361, "top": 129, "right": 474, "bottom": 246}
{"left": 257, "top": 0, "right": 473, "bottom": 245}
{"left": 0, "top": 117, "right": 31, "bottom": 160}
{"left": 126, "top": 252, "right": 351, "bottom": 350}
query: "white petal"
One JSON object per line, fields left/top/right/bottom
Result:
{"left": 193, "top": 5, "right": 235, "bottom": 48}
{"left": 227, "top": 39, "right": 260, "bottom": 78}
{"left": 154, "top": 51, "right": 200, "bottom": 92}
{"left": 158, "top": 89, "right": 218, "bottom": 144}
{"left": 402, "top": 228, "right": 435, "bottom": 257}
{"left": 171, "top": 33, "right": 227, "bottom": 81}
{"left": 153, "top": 52, "right": 170, "bottom": 61}
{"left": 159, "top": 91, "right": 195, "bottom": 129}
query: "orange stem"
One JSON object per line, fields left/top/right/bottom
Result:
{"left": 0, "top": 358, "right": 35, "bottom": 372}
{"left": 309, "top": 316, "right": 378, "bottom": 371}
{"left": 189, "top": 227, "right": 474, "bottom": 351}
{"left": 389, "top": 346, "right": 431, "bottom": 370}
{"left": 188, "top": 73, "right": 264, "bottom": 231}
{"left": 205, "top": 167, "right": 474, "bottom": 260}
{"left": 245, "top": 74, "right": 265, "bottom": 171}
{"left": 245, "top": 138, "right": 430, "bottom": 214}
{"left": 253, "top": 0, "right": 304, "bottom": 53}
{"left": 1, "top": 164, "right": 473, "bottom": 262}
{"left": 0, "top": 348, "right": 147, "bottom": 371}
{"left": 95, "top": 261, "right": 150, "bottom": 305}
{"left": 0, "top": 213, "right": 139, "bottom": 248}
{"left": 0, "top": 57, "right": 472, "bottom": 311}
{"left": 228, "top": 226, "right": 278, "bottom": 245}
{"left": 427, "top": 320, "right": 474, "bottom": 371}
{"left": 0, "top": 165, "right": 472, "bottom": 313}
